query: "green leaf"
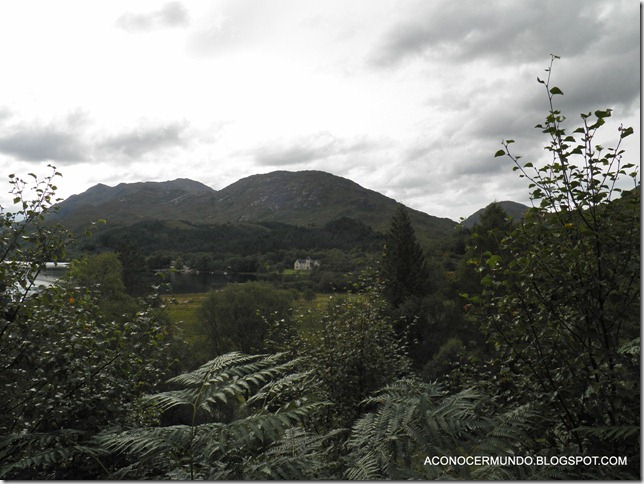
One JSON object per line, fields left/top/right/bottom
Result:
{"left": 549, "top": 86, "right": 563, "bottom": 95}
{"left": 494, "top": 150, "right": 506, "bottom": 158}
{"left": 486, "top": 254, "right": 501, "bottom": 268}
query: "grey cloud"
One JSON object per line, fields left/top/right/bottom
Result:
{"left": 451, "top": 151, "right": 511, "bottom": 177}
{"left": 257, "top": 145, "right": 327, "bottom": 166}
{"left": 254, "top": 133, "right": 383, "bottom": 167}
{"left": 384, "top": 169, "right": 434, "bottom": 193}
{"left": 116, "top": 2, "right": 189, "bottom": 33}
{"left": 554, "top": 54, "right": 640, "bottom": 117}
{"left": 364, "top": 151, "right": 525, "bottom": 221}
{"left": 413, "top": 136, "right": 511, "bottom": 178}
{"left": 0, "top": 124, "right": 87, "bottom": 163}
{"left": 99, "top": 122, "right": 189, "bottom": 159}
{"left": 417, "top": 163, "right": 531, "bottom": 220}
{"left": 0, "top": 114, "right": 191, "bottom": 165}
{"left": 371, "top": 0, "right": 622, "bottom": 67}
{"left": 461, "top": 102, "right": 539, "bottom": 143}
{"left": 0, "top": 106, "right": 12, "bottom": 122}
{"left": 186, "top": 0, "right": 268, "bottom": 58}
{"left": 447, "top": 54, "right": 639, "bottom": 160}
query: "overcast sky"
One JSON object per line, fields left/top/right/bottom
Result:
{"left": 0, "top": 0, "right": 639, "bottom": 221}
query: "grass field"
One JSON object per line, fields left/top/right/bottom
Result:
{"left": 162, "top": 293, "right": 210, "bottom": 325}
{"left": 162, "top": 293, "right": 212, "bottom": 365}
{"left": 162, "top": 290, "right": 353, "bottom": 352}
{"left": 163, "top": 291, "right": 336, "bottom": 326}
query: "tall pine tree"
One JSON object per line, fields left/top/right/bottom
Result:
{"left": 380, "top": 205, "right": 429, "bottom": 308}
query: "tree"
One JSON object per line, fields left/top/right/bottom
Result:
{"left": 199, "top": 282, "right": 295, "bottom": 356}
{"left": 115, "top": 242, "right": 155, "bottom": 297}
{"left": 0, "top": 167, "right": 72, "bottom": 323}
{"left": 294, "top": 281, "right": 412, "bottom": 427}
{"left": 478, "top": 56, "right": 640, "bottom": 471}
{"left": 381, "top": 207, "right": 448, "bottom": 370}
{"left": 380, "top": 205, "right": 430, "bottom": 308}
{"left": 455, "top": 202, "right": 517, "bottom": 345}
{"left": 0, "top": 168, "right": 174, "bottom": 479}
{"left": 62, "top": 252, "right": 139, "bottom": 320}
{"left": 470, "top": 203, "right": 515, "bottom": 254}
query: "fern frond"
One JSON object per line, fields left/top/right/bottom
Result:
{"left": 95, "top": 424, "right": 199, "bottom": 458}
{"left": 344, "top": 380, "right": 550, "bottom": 480}
{"left": 165, "top": 351, "right": 261, "bottom": 386}
{"left": 244, "top": 369, "right": 314, "bottom": 410}
{"left": 345, "top": 451, "right": 383, "bottom": 480}
{"left": 617, "top": 337, "right": 640, "bottom": 355}
{"left": 574, "top": 425, "right": 640, "bottom": 442}
{"left": 241, "top": 427, "right": 346, "bottom": 480}
{"left": 0, "top": 443, "right": 92, "bottom": 478}
{"left": 203, "top": 400, "right": 329, "bottom": 458}
{"left": 96, "top": 352, "right": 328, "bottom": 479}
{"left": 469, "top": 403, "right": 539, "bottom": 454}
{"left": 361, "top": 377, "right": 445, "bottom": 406}
{"left": 0, "top": 429, "right": 90, "bottom": 479}
{"left": 151, "top": 352, "right": 301, "bottom": 418}
{"left": 142, "top": 388, "right": 194, "bottom": 411}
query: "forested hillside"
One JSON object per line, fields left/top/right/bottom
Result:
{"left": 51, "top": 170, "right": 457, "bottom": 243}
{"left": 0, "top": 59, "right": 639, "bottom": 479}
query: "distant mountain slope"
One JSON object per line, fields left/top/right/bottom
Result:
{"left": 211, "top": 171, "right": 455, "bottom": 239}
{"left": 52, "top": 170, "right": 457, "bottom": 241}
{"left": 52, "top": 179, "right": 218, "bottom": 230}
{"left": 461, "top": 200, "right": 530, "bottom": 228}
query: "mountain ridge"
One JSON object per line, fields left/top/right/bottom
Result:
{"left": 53, "top": 178, "right": 218, "bottom": 226}
{"left": 50, "top": 170, "right": 504, "bottom": 242}
{"left": 58, "top": 178, "right": 215, "bottom": 209}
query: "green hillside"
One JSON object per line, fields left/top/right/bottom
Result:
{"left": 52, "top": 170, "right": 457, "bottom": 243}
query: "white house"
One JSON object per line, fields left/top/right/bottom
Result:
{"left": 294, "top": 256, "right": 320, "bottom": 271}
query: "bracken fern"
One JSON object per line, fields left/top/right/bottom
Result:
{"left": 94, "top": 351, "right": 327, "bottom": 479}
{"left": 344, "top": 379, "right": 545, "bottom": 480}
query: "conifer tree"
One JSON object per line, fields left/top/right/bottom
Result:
{"left": 380, "top": 205, "right": 429, "bottom": 308}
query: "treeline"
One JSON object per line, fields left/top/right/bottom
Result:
{"left": 80, "top": 214, "right": 408, "bottom": 295}
{"left": 85, "top": 217, "right": 384, "bottom": 267}
{"left": 79, "top": 210, "right": 464, "bottom": 295}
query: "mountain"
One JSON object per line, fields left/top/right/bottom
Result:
{"left": 461, "top": 200, "right": 530, "bottom": 228}
{"left": 51, "top": 170, "right": 457, "bottom": 242}
{"left": 53, "top": 178, "right": 218, "bottom": 230}
{"left": 211, "top": 171, "right": 455, "bottom": 239}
